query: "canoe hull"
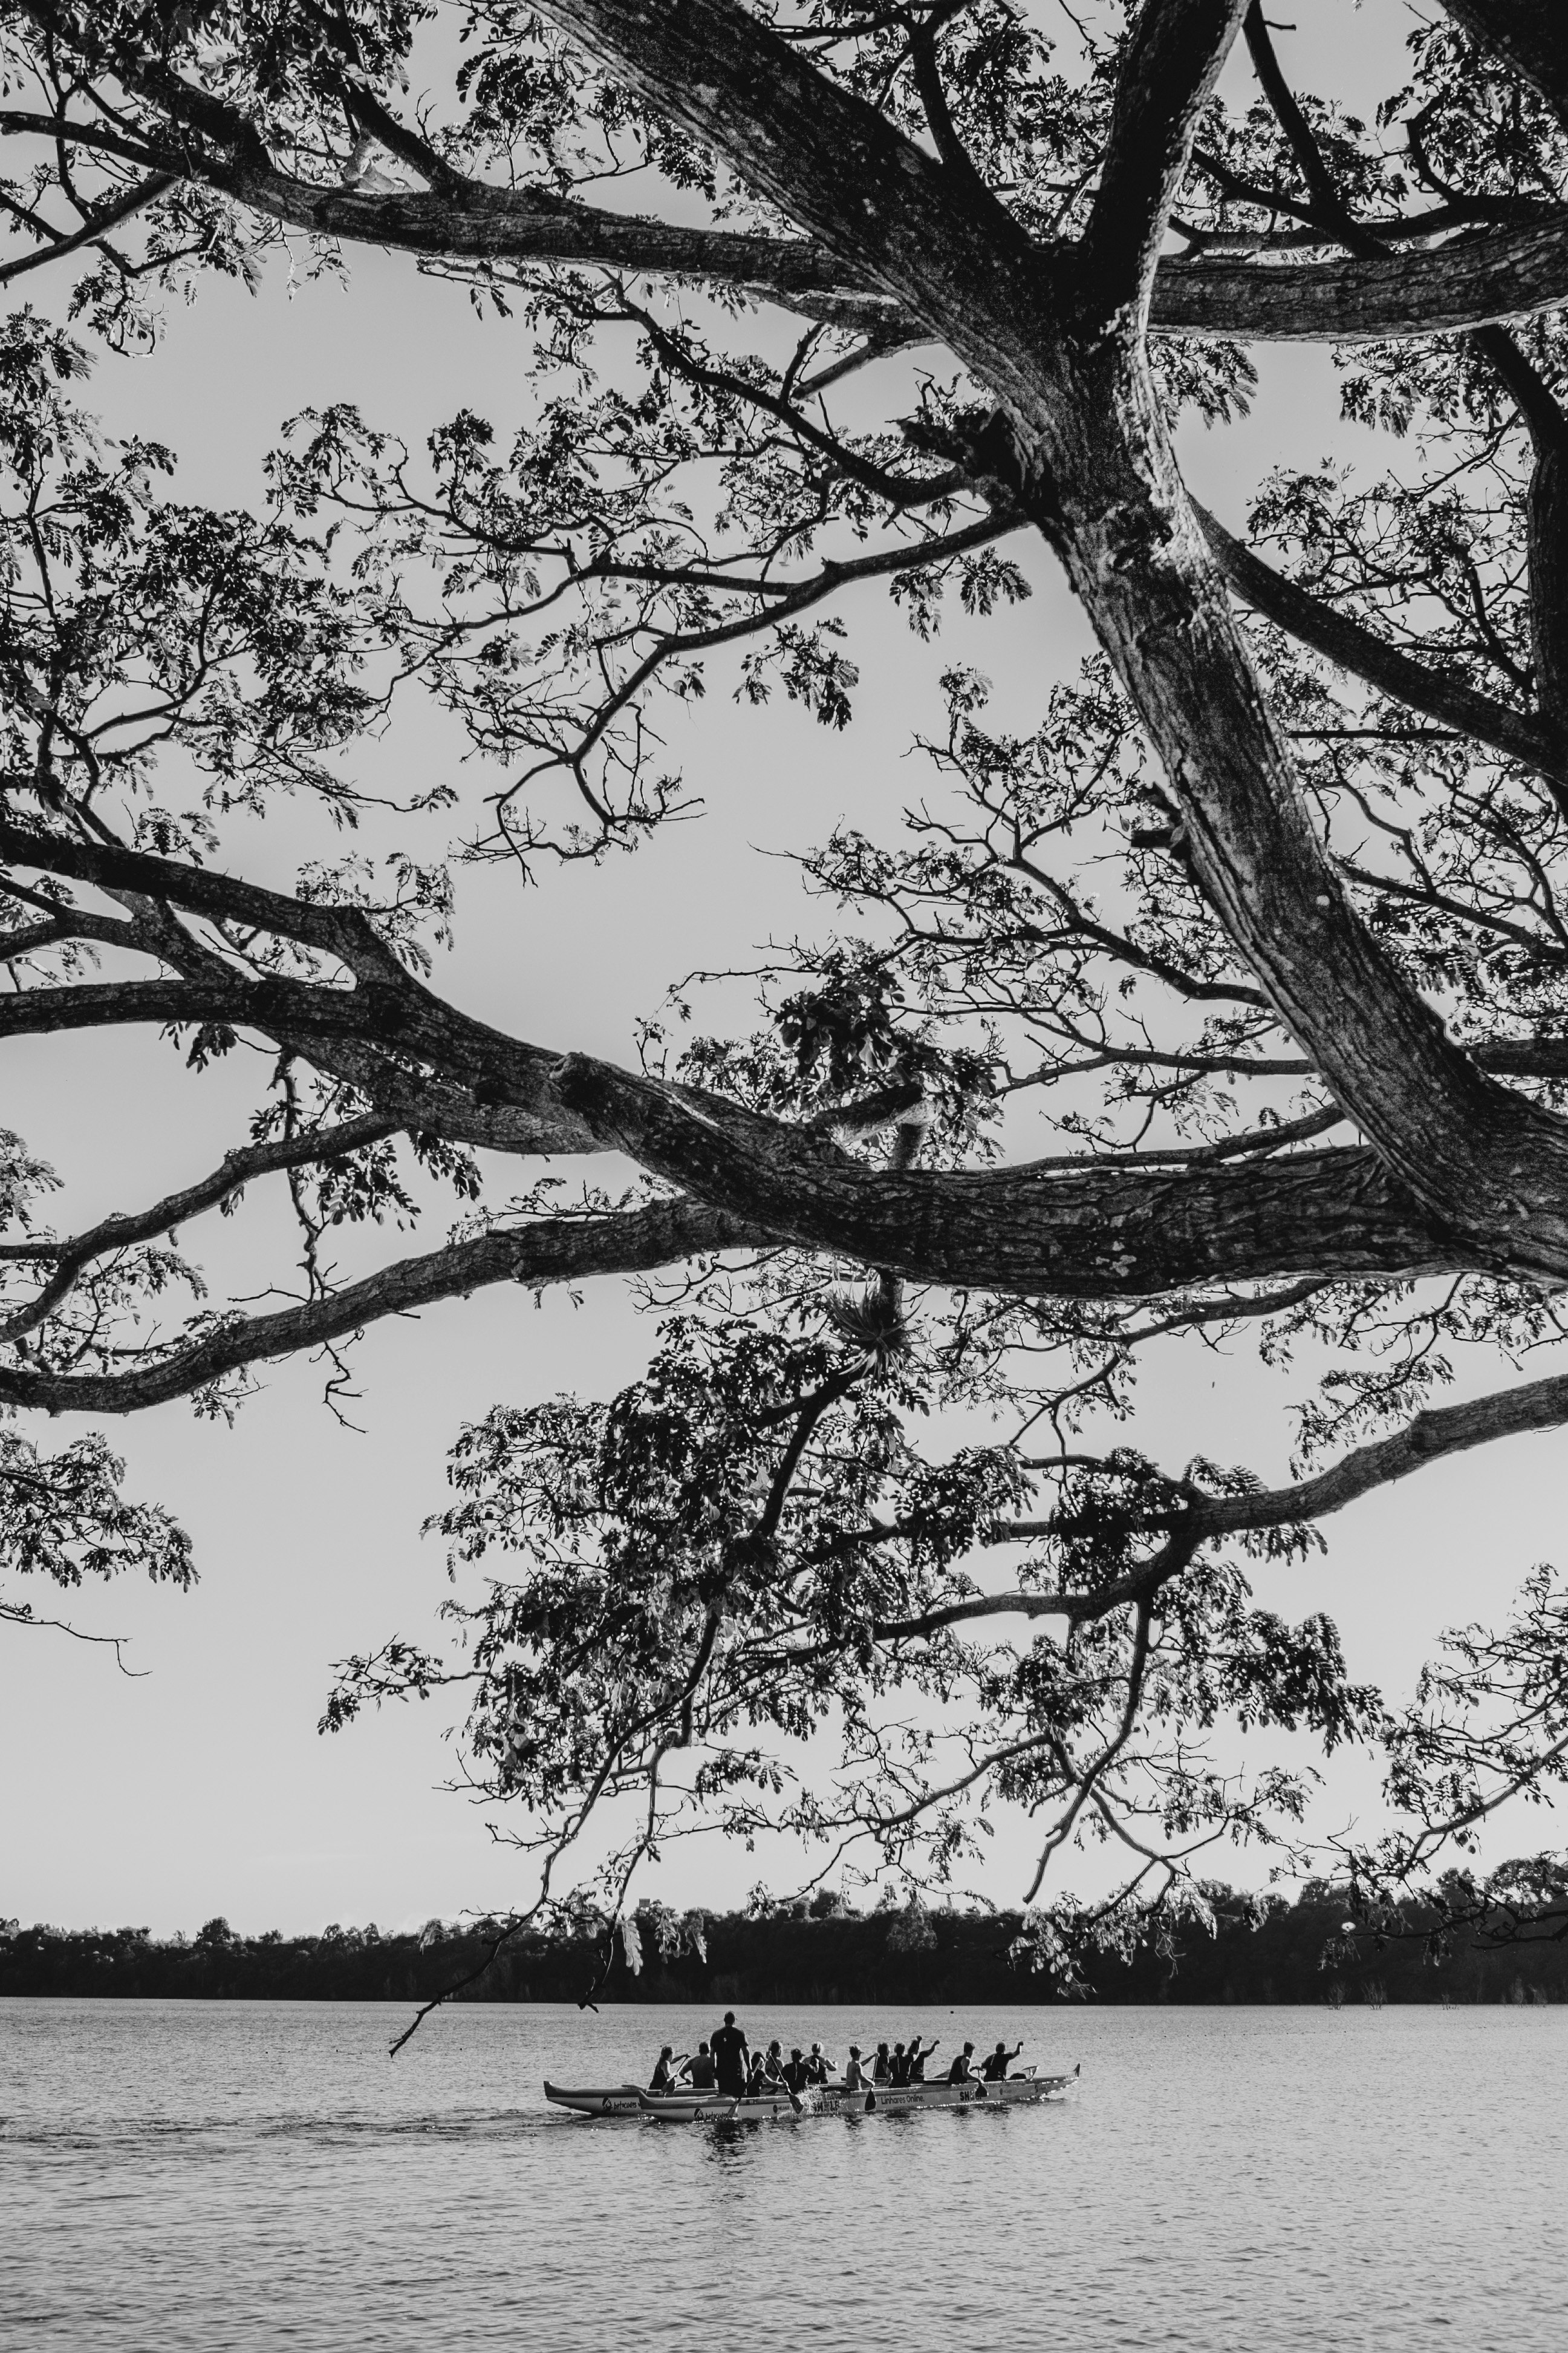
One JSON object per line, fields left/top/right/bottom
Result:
{"left": 640, "top": 2087, "right": 827, "bottom": 2122}
{"left": 542, "top": 2081, "right": 646, "bottom": 2116}
{"left": 545, "top": 2064, "right": 1078, "bottom": 2120}
{"left": 637, "top": 2089, "right": 747, "bottom": 2123}
{"left": 824, "top": 2067, "right": 1073, "bottom": 2113}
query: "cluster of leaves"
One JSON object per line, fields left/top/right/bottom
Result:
{"left": 0, "top": 308, "right": 385, "bottom": 839}
{"left": 262, "top": 297, "right": 1023, "bottom": 860}
{"left": 0, "top": 1420, "right": 191, "bottom": 1591}
{"left": 0, "top": 5, "right": 460, "bottom": 353}
{"left": 1182, "top": 13, "right": 1567, "bottom": 256}
{"left": 322, "top": 1313, "right": 1387, "bottom": 1928}
{"left": 0, "top": 1415, "right": 193, "bottom": 1666}
{"left": 1374, "top": 1564, "right": 1568, "bottom": 1880}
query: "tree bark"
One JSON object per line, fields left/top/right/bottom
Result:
{"left": 538, "top": 0, "right": 1568, "bottom": 1281}
{"left": 1529, "top": 440, "right": 1568, "bottom": 723}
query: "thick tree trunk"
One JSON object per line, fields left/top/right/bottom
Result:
{"left": 1022, "top": 341, "right": 1568, "bottom": 1277}
{"left": 1529, "top": 440, "right": 1568, "bottom": 722}
{"left": 541, "top": 0, "right": 1568, "bottom": 1280}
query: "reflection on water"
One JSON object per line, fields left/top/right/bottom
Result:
{"left": 2, "top": 1998, "right": 1563, "bottom": 2351}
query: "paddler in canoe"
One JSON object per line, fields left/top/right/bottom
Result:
{"left": 649, "top": 2045, "right": 690, "bottom": 2093}
{"left": 804, "top": 2043, "right": 834, "bottom": 2085}
{"left": 781, "top": 2048, "right": 812, "bottom": 2095}
{"left": 946, "top": 2041, "right": 978, "bottom": 2084}
{"left": 905, "top": 2032, "right": 939, "bottom": 2081}
{"left": 982, "top": 2039, "right": 1024, "bottom": 2081}
{"left": 889, "top": 2034, "right": 939, "bottom": 2084}
{"left": 678, "top": 2040, "right": 720, "bottom": 2092}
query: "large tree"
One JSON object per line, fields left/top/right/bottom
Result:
{"left": 2, "top": 0, "right": 1567, "bottom": 1971}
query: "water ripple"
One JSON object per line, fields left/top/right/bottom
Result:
{"left": 2, "top": 1999, "right": 1563, "bottom": 2352}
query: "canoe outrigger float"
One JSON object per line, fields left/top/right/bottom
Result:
{"left": 544, "top": 2063, "right": 1078, "bottom": 2121}
{"left": 542, "top": 2081, "right": 648, "bottom": 2116}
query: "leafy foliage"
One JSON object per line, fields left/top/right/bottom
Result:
{"left": 0, "top": 1, "right": 1564, "bottom": 1990}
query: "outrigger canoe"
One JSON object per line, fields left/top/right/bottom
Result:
{"left": 541, "top": 2081, "right": 648, "bottom": 2116}
{"left": 546, "top": 2064, "right": 1078, "bottom": 2120}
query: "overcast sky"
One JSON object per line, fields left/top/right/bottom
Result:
{"left": 5, "top": 0, "right": 1560, "bottom": 1939}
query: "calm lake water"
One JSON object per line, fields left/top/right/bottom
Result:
{"left": 2, "top": 1998, "right": 1563, "bottom": 2350}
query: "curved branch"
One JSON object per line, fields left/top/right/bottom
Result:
{"left": 0, "top": 166, "right": 175, "bottom": 287}
{"left": 551, "top": 1056, "right": 1458, "bottom": 1292}
{"left": 203, "top": 158, "right": 902, "bottom": 333}
{"left": 11, "top": 69, "right": 1568, "bottom": 354}
{"left": 873, "top": 1368, "right": 1568, "bottom": 1640}
{"left": 517, "top": 509, "right": 1015, "bottom": 813}
{"left": 0, "top": 1112, "right": 402, "bottom": 1344}
{"left": 1194, "top": 501, "right": 1568, "bottom": 802}
{"left": 1194, "top": 1368, "right": 1568, "bottom": 1535}
{"left": 0, "top": 825, "right": 1490, "bottom": 1300}
{"left": 0, "top": 818, "right": 403, "bottom": 981}
{"left": 1150, "top": 213, "right": 1568, "bottom": 341}
{"left": 1081, "top": 0, "right": 1248, "bottom": 313}
{"left": 0, "top": 1197, "right": 756, "bottom": 1415}
{"left": 0, "top": 76, "right": 900, "bottom": 329}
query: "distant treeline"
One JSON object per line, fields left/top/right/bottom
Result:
{"left": 4, "top": 1884, "right": 1566, "bottom": 2006}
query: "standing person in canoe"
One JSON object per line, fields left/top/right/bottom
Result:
{"left": 905, "top": 2033, "right": 940, "bottom": 2081}
{"left": 710, "top": 2011, "right": 750, "bottom": 2100}
{"left": 649, "top": 2045, "right": 689, "bottom": 2093}
{"left": 946, "top": 2041, "right": 978, "bottom": 2085}
{"left": 982, "top": 2040, "right": 1024, "bottom": 2082}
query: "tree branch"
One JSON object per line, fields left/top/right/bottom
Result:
{"left": 0, "top": 166, "right": 175, "bottom": 287}
{"left": 0, "top": 1113, "right": 402, "bottom": 1345}
{"left": 1150, "top": 212, "right": 1568, "bottom": 340}
{"left": 1194, "top": 1368, "right": 1568, "bottom": 1534}
{"left": 1194, "top": 500, "right": 1568, "bottom": 801}
{"left": 536, "top": 0, "right": 1047, "bottom": 340}
{"left": 873, "top": 1369, "right": 1568, "bottom": 1637}
{"left": 1241, "top": 3, "right": 1370, "bottom": 252}
{"left": 1081, "top": 0, "right": 1249, "bottom": 315}
{"left": 0, "top": 818, "right": 407, "bottom": 983}
{"left": 908, "top": 9, "right": 994, "bottom": 209}
{"left": 0, "top": 1198, "right": 758, "bottom": 1415}
{"left": 200, "top": 158, "right": 903, "bottom": 335}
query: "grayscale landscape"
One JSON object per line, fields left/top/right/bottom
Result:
{"left": 1, "top": 2, "right": 1564, "bottom": 2346}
